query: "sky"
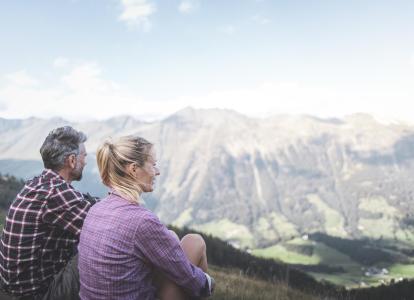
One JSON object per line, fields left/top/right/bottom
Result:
{"left": 0, "top": 0, "right": 414, "bottom": 122}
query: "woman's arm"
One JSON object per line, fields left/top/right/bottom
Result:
{"left": 134, "top": 212, "right": 212, "bottom": 298}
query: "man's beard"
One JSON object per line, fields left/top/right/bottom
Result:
{"left": 71, "top": 165, "right": 83, "bottom": 181}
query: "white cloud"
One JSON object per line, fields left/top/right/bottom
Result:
{"left": 251, "top": 14, "right": 271, "bottom": 25}
{"left": 5, "top": 70, "right": 39, "bottom": 87}
{"left": 178, "top": 0, "right": 199, "bottom": 14}
{"left": 0, "top": 61, "right": 165, "bottom": 121}
{"left": 62, "top": 62, "right": 114, "bottom": 92}
{"left": 219, "top": 25, "right": 236, "bottom": 35}
{"left": 1, "top": 63, "right": 414, "bottom": 124}
{"left": 53, "top": 57, "right": 70, "bottom": 68}
{"left": 118, "top": 0, "right": 156, "bottom": 31}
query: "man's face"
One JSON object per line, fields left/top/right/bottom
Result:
{"left": 71, "top": 143, "right": 87, "bottom": 182}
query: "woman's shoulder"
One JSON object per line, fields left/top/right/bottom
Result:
{"left": 89, "top": 194, "right": 148, "bottom": 217}
{"left": 85, "top": 195, "right": 159, "bottom": 232}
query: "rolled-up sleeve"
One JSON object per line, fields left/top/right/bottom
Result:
{"left": 134, "top": 213, "right": 210, "bottom": 297}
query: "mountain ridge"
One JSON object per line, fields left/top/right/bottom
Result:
{"left": 1, "top": 108, "right": 414, "bottom": 248}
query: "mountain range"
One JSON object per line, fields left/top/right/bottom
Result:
{"left": 1, "top": 108, "right": 414, "bottom": 249}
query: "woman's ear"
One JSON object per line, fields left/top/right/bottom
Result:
{"left": 126, "top": 163, "right": 137, "bottom": 177}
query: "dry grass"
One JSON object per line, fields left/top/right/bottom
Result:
{"left": 209, "top": 265, "right": 320, "bottom": 300}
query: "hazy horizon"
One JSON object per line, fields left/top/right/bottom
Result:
{"left": 0, "top": 107, "right": 412, "bottom": 126}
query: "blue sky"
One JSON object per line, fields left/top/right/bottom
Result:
{"left": 0, "top": 0, "right": 413, "bottom": 122}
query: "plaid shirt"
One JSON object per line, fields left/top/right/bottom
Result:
{"left": 78, "top": 192, "right": 210, "bottom": 300}
{"left": 0, "top": 169, "right": 98, "bottom": 297}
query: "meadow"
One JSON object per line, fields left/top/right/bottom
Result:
{"left": 209, "top": 266, "right": 319, "bottom": 300}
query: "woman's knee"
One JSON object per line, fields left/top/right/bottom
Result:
{"left": 181, "top": 234, "right": 206, "bottom": 252}
{"left": 180, "top": 234, "right": 208, "bottom": 272}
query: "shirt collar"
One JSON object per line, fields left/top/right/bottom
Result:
{"left": 42, "top": 169, "right": 66, "bottom": 182}
{"left": 108, "top": 188, "right": 123, "bottom": 198}
{"left": 108, "top": 188, "right": 141, "bottom": 205}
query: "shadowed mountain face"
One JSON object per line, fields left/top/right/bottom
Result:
{"left": 1, "top": 109, "right": 414, "bottom": 248}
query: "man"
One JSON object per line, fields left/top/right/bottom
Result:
{"left": 0, "top": 126, "right": 98, "bottom": 300}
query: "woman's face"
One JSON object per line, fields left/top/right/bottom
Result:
{"left": 136, "top": 147, "right": 160, "bottom": 193}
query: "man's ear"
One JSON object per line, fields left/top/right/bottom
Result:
{"left": 67, "top": 154, "right": 77, "bottom": 169}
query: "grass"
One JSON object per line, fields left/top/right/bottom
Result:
{"left": 307, "top": 194, "right": 347, "bottom": 237}
{"left": 252, "top": 243, "right": 320, "bottom": 265}
{"left": 357, "top": 196, "right": 398, "bottom": 239}
{"left": 251, "top": 238, "right": 382, "bottom": 288}
{"left": 193, "top": 219, "right": 255, "bottom": 248}
{"left": 268, "top": 212, "right": 299, "bottom": 238}
{"left": 389, "top": 264, "right": 414, "bottom": 278}
{"left": 252, "top": 238, "right": 358, "bottom": 267}
{"left": 209, "top": 265, "right": 319, "bottom": 300}
{"left": 251, "top": 236, "right": 414, "bottom": 288}
{"left": 172, "top": 208, "right": 193, "bottom": 227}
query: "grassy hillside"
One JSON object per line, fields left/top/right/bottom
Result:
{"left": 172, "top": 226, "right": 342, "bottom": 299}
{"left": 252, "top": 237, "right": 363, "bottom": 287}
{"left": 209, "top": 263, "right": 414, "bottom": 300}
{"left": 251, "top": 233, "right": 414, "bottom": 288}
{"left": 209, "top": 265, "right": 319, "bottom": 300}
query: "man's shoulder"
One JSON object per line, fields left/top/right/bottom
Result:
{"left": 26, "top": 169, "right": 65, "bottom": 188}
{"left": 24, "top": 171, "right": 62, "bottom": 192}
{"left": 20, "top": 170, "right": 80, "bottom": 203}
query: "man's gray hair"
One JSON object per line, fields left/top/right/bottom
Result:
{"left": 40, "top": 126, "right": 87, "bottom": 171}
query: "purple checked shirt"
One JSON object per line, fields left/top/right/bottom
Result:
{"left": 78, "top": 192, "right": 209, "bottom": 300}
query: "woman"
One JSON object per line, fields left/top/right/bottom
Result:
{"left": 78, "top": 136, "right": 214, "bottom": 300}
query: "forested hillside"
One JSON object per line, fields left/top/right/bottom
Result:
{"left": 0, "top": 174, "right": 23, "bottom": 208}
{"left": 0, "top": 173, "right": 24, "bottom": 223}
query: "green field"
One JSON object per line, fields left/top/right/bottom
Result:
{"left": 197, "top": 214, "right": 414, "bottom": 289}
{"left": 389, "top": 264, "right": 414, "bottom": 277}
{"left": 193, "top": 219, "right": 255, "bottom": 249}
{"left": 253, "top": 238, "right": 356, "bottom": 266}
{"left": 252, "top": 237, "right": 414, "bottom": 288}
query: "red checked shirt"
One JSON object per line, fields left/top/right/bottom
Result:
{"left": 0, "top": 169, "right": 98, "bottom": 297}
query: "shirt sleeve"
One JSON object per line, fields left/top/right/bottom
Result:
{"left": 134, "top": 212, "right": 210, "bottom": 298}
{"left": 42, "top": 183, "right": 95, "bottom": 236}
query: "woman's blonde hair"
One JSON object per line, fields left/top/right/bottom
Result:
{"left": 96, "top": 135, "right": 153, "bottom": 203}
